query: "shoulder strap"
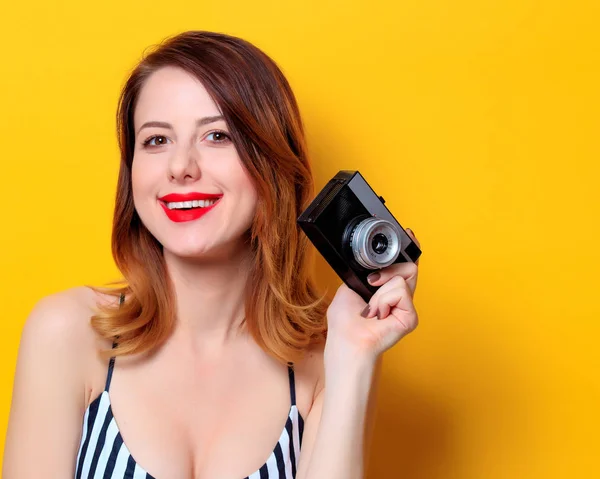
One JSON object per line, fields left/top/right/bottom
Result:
{"left": 104, "top": 293, "right": 124, "bottom": 392}
{"left": 287, "top": 362, "right": 297, "bottom": 406}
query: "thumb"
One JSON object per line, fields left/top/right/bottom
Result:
{"left": 331, "top": 282, "right": 367, "bottom": 310}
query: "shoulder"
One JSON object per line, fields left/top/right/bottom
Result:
{"left": 23, "top": 286, "right": 113, "bottom": 350}
{"left": 19, "top": 286, "right": 116, "bottom": 396}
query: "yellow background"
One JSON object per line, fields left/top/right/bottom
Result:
{"left": 1, "top": 0, "right": 598, "bottom": 477}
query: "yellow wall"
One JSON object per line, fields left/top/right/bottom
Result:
{"left": 1, "top": 1, "right": 598, "bottom": 477}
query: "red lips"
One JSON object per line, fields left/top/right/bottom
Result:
{"left": 158, "top": 191, "right": 222, "bottom": 223}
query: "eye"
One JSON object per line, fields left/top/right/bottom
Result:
{"left": 205, "top": 130, "right": 231, "bottom": 144}
{"left": 142, "top": 135, "right": 170, "bottom": 148}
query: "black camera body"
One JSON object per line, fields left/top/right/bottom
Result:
{"left": 298, "top": 170, "right": 422, "bottom": 302}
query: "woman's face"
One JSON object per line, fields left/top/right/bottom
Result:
{"left": 131, "top": 66, "right": 258, "bottom": 260}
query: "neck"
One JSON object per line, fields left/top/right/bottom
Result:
{"left": 163, "top": 240, "right": 254, "bottom": 353}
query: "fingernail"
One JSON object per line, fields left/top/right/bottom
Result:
{"left": 360, "top": 305, "right": 370, "bottom": 318}
{"left": 367, "top": 272, "right": 380, "bottom": 283}
{"left": 407, "top": 228, "right": 414, "bottom": 237}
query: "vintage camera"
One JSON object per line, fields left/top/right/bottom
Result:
{"left": 298, "top": 170, "right": 422, "bottom": 302}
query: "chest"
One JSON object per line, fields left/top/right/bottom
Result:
{"left": 77, "top": 358, "right": 304, "bottom": 479}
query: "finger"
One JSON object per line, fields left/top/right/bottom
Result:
{"left": 364, "top": 275, "right": 407, "bottom": 318}
{"left": 367, "top": 262, "right": 418, "bottom": 297}
{"left": 406, "top": 228, "right": 420, "bottom": 248}
{"left": 374, "top": 289, "right": 400, "bottom": 319}
{"left": 372, "top": 280, "right": 415, "bottom": 320}
{"left": 370, "top": 308, "right": 419, "bottom": 352}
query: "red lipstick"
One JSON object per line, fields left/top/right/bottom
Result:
{"left": 158, "top": 192, "right": 222, "bottom": 202}
{"left": 158, "top": 192, "right": 222, "bottom": 223}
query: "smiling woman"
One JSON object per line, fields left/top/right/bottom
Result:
{"left": 108, "top": 36, "right": 328, "bottom": 362}
{"left": 2, "top": 30, "right": 420, "bottom": 479}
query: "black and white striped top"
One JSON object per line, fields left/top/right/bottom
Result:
{"left": 75, "top": 299, "right": 304, "bottom": 478}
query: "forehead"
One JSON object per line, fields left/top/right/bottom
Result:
{"left": 134, "top": 66, "right": 222, "bottom": 128}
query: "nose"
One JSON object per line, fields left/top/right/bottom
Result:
{"left": 168, "top": 142, "right": 201, "bottom": 183}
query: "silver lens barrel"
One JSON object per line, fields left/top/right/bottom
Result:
{"left": 350, "top": 218, "right": 402, "bottom": 269}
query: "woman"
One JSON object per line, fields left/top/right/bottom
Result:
{"left": 3, "top": 31, "right": 420, "bottom": 479}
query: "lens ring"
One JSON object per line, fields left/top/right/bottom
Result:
{"left": 350, "top": 218, "right": 402, "bottom": 269}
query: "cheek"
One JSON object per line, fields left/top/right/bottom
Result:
{"left": 130, "top": 160, "right": 158, "bottom": 213}
{"left": 131, "top": 158, "right": 159, "bottom": 191}
{"left": 130, "top": 163, "right": 144, "bottom": 206}
{"left": 237, "top": 171, "right": 259, "bottom": 214}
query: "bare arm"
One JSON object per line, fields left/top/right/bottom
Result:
{"left": 296, "top": 257, "right": 420, "bottom": 479}
{"left": 3, "top": 290, "right": 94, "bottom": 478}
{"left": 295, "top": 347, "right": 381, "bottom": 479}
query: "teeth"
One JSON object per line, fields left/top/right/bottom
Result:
{"left": 166, "top": 199, "right": 218, "bottom": 209}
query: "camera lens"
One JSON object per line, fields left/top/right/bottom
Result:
{"left": 350, "top": 217, "right": 402, "bottom": 269}
{"left": 372, "top": 233, "right": 388, "bottom": 254}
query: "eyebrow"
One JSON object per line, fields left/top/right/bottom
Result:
{"left": 135, "top": 115, "right": 225, "bottom": 136}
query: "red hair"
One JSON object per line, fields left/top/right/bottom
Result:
{"left": 88, "top": 31, "right": 328, "bottom": 364}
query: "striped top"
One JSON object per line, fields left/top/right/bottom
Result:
{"left": 75, "top": 297, "right": 304, "bottom": 478}
{"left": 74, "top": 364, "right": 304, "bottom": 479}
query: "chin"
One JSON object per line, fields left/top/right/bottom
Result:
{"left": 164, "top": 237, "right": 248, "bottom": 262}
{"left": 166, "top": 243, "right": 219, "bottom": 260}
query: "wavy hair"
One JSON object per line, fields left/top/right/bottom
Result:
{"left": 88, "top": 31, "right": 328, "bottom": 363}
